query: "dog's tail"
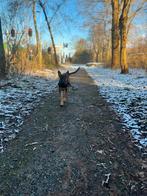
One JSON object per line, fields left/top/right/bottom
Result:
{"left": 69, "top": 67, "right": 80, "bottom": 75}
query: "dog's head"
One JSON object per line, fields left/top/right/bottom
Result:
{"left": 58, "top": 70, "right": 70, "bottom": 88}
{"left": 58, "top": 67, "right": 80, "bottom": 88}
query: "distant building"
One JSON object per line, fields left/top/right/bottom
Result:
{"left": 49, "top": 44, "right": 70, "bottom": 64}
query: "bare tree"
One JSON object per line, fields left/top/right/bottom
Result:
{"left": 119, "top": 0, "right": 146, "bottom": 73}
{"left": 32, "top": 0, "right": 42, "bottom": 67}
{"left": 78, "top": 0, "right": 146, "bottom": 72}
{"left": 78, "top": 0, "right": 111, "bottom": 64}
{"left": 111, "top": 0, "right": 120, "bottom": 68}
{"left": 7, "top": 0, "right": 66, "bottom": 67}
{"left": 38, "top": 0, "right": 58, "bottom": 65}
{"left": 119, "top": 0, "right": 132, "bottom": 73}
{"left": 7, "top": 0, "right": 42, "bottom": 67}
{"left": 38, "top": 0, "right": 67, "bottom": 66}
{"left": 0, "top": 17, "right": 6, "bottom": 78}
{"left": 90, "top": 24, "right": 105, "bottom": 62}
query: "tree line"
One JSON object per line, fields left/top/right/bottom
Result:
{"left": 0, "top": 0, "right": 146, "bottom": 78}
{"left": 0, "top": 0, "right": 66, "bottom": 78}
{"left": 73, "top": 0, "right": 146, "bottom": 73}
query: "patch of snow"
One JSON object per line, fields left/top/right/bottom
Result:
{"left": 83, "top": 65, "right": 147, "bottom": 151}
{"left": 0, "top": 69, "right": 58, "bottom": 153}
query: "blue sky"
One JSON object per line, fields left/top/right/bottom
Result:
{"left": 0, "top": 0, "right": 89, "bottom": 54}
{"left": 0, "top": 0, "right": 146, "bottom": 55}
{"left": 38, "top": 0, "right": 89, "bottom": 54}
{"left": 39, "top": 0, "right": 147, "bottom": 54}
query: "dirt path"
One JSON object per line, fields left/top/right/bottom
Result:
{"left": 0, "top": 69, "right": 146, "bottom": 196}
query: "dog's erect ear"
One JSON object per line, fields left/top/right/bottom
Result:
{"left": 58, "top": 70, "right": 62, "bottom": 78}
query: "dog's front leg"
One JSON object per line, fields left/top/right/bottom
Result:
{"left": 60, "top": 90, "right": 64, "bottom": 106}
{"left": 65, "top": 89, "right": 68, "bottom": 102}
{"left": 63, "top": 89, "right": 68, "bottom": 102}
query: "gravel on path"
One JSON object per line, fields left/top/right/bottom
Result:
{"left": 0, "top": 69, "right": 146, "bottom": 196}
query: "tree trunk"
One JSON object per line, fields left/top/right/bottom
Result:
{"left": 39, "top": 0, "right": 58, "bottom": 66}
{"left": 0, "top": 18, "right": 6, "bottom": 78}
{"left": 111, "top": 0, "right": 120, "bottom": 68}
{"left": 106, "top": 38, "right": 111, "bottom": 64}
{"left": 119, "top": 0, "right": 132, "bottom": 74}
{"left": 32, "top": 0, "right": 42, "bottom": 68}
{"left": 119, "top": 18, "right": 128, "bottom": 73}
{"left": 96, "top": 51, "right": 99, "bottom": 62}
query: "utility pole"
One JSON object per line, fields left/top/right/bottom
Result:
{"left": 0, "top": 17, "right": 6, "bottom": 78}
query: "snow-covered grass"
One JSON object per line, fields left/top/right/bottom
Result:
{"left": 84, "top": 65, "right": 147, "bottom": 151}
{"left": 0, "top": 69, "right": 58, "bottom": 153}
{"left": 0, "top": 65, "right": 76, "bottom": 153}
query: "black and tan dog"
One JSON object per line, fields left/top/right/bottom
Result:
{"left": 58, "top": 67, "right": 80, "bottom": 106}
